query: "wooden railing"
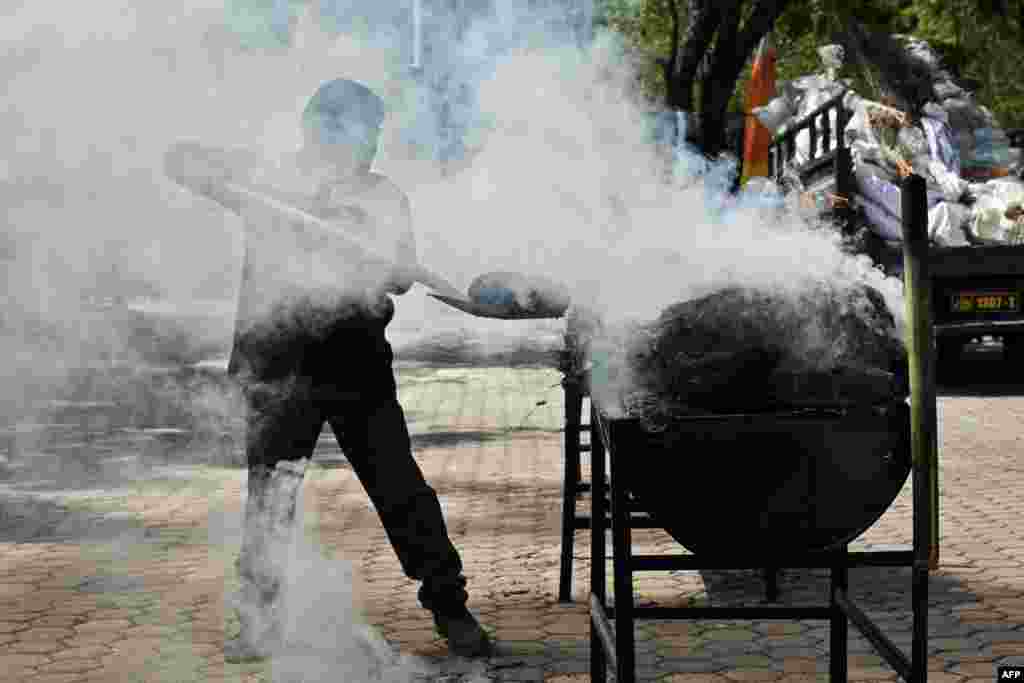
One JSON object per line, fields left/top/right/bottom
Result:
{"left": 768, "top": 90, "right": 850, "bottom": 184}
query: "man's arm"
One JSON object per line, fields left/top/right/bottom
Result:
{"left": 164, "top": 142, "right": 257, "bottom": 214}
{"left": 387, "top": 194, "right": 418, "bottom": 296}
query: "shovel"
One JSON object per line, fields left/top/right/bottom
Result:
{"left": 225, "top": 181, "right": 469, "bottom": 302}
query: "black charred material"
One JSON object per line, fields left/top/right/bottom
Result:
{"left": 623, "top": 285, "right": 908, "bottom": 422}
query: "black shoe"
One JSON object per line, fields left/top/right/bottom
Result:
{"left": 431, "top": 604, "right": 492, "bottom": 658}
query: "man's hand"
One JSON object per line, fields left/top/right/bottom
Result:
{"left": 895, "top": 158, "right": 914, "bottom": 178}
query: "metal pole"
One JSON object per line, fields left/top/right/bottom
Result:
{"left": 830, "top": 550, "right": 849, "bottom": 683}
{"left": 559, "top": 378, "right": 582, "bottom": 603}
{"left": 590, "top": 404, "right": 609, "bottom": 683}
{"left": 412, "top": 0, "right": 422, "bottom": 71}
{"left": 609, "top": 413, "right": 636, "bottom": 683}
{"left": 899, "top": 172, "right": 939, "bottom": 571}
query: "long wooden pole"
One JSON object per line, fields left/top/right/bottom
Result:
{"left": 899, "top": 173, "right": 939, "bottom": 570}
{"left": 224, "top": 181, "right": 468, "bottom": 301}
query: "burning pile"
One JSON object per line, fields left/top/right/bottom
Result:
{"left": 574, "top": 282, "right": 908, "bottom": 427}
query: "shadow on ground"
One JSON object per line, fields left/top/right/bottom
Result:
{"left": 693, "top": 565, "right": 969, "bottom": 609}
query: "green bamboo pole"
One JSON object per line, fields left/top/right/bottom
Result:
{"left": 899, "top": 173, "right": 939, "bottom": 570}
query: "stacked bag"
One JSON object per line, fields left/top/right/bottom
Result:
{"left": 894, "top": 35, "right": 1014, "bottom": 181}
{"left": 754, "top": 36, "right": 1024, "bottom": 247}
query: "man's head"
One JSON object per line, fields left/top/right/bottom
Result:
{"left": 300, "top": 79, "right": 386, "bottom": 176}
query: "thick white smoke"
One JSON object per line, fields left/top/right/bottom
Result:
{"left": 1, "top": 0, "right": 905, "bottom": 675}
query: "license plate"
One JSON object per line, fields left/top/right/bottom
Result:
{"left": 950, "top": 291, "right": 1020, "bottom": 313}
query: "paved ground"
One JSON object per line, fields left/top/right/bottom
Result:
{"left": 0, "top": 351, "right": 1022, "bottom": 683}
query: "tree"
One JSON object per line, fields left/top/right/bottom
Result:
{"left": 602, "top": 0, "right": 1020, "bottom": 156}
{"left": 603, "top": 0, "right": 793, "bottom": 156}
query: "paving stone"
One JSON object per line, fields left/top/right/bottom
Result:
{"left": 17, "top": 627, "right": 76, "bottom": 640}
{"left": 703, "top": 640, "right": 768, "bottom": 655}
{"left": 973, "top": 631, "right": 1024, "bottom": 643}
{"left": 931, "top": 637, "right": 986, "bottom": 651}
{"left": 490, "top": 655, "right": 551, "bottom": 669}
{"left": 494, "top": 666, "right": 545, "bottom": 681}
{"left": 7, "top": 639, "right": 64, "bottom": 654}
{"left": 74, "top": 619, "right": 134, "bottom": 632}
{"left": 0, "top": 653, "right": 52, "bottom": 671}
{"left": 656, "top": 658, "right": 723, "bottom": 673}
{"left": 720, "top": 670, "right": 784, "bottom": 681}
{"left": 950, "top": 660, "right": 1001, "bottom": 676}
{"left": 705, "top": 629, "right": 759, "bottom": 642}
{"left": 544, "top": 659, "right": 593, "bottom": 675}
{"left": 0, "top": 621, "right": 33, "bottom": 634}
{"left": 35, "top": 658, "right": 105, "bottom": 675}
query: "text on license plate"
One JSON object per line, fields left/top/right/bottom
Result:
{"left": 950, "top": 291, "right": 1020, "bottom": 313}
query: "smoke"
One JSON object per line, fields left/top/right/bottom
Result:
{"left": 1, "top": 0, "right": 906, "bottom": 675}
{"left": 207, "top": 460, "right": 449, "bottom": 683}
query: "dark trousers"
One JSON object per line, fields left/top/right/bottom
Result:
{"left": 237, "top": 372, "right": 468, "bottom": 621}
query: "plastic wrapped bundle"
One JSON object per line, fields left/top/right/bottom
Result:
{"left": 618, "top": 284, "right": 908, "bottom": 427}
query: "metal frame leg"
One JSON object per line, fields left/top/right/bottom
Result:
{"left": 608, "top": 406, "right": 636, "bottom": 683}
{"left": 830, "top": 549, "right": 849, "bottom": 683}
{"left": 763, "top": 567, "right": 779, "bottom": 603}
{"left": 560, "top": 379, "right": 584, "bottom": 603}
{"left": 590, "top": 402, "right": 609, "bottom": 682}
{"left": 911, "top": 563, "right": 929, "bottom": 683}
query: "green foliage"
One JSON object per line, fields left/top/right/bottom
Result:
{"left": 599, "top": 0, "right": 682, "bottom": 106}
{"left": 600, "top": 0, "right": 1024, "bottom": 129}
{"left": 899, "top": 0, "right": 1024, "bottom": 128}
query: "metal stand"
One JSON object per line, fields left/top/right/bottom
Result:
{"left": 559, "top": 374, "right": 661, "bottom": 603}
{"left": 560, "top": 375, "right": 781, "bottom": 605}
{"left": 588, "top": 403, "right": 930, "bottom": 683}
{"left": 589, "top": 175, "right": 936, "bottom": 683}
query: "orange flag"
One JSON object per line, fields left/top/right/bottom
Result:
{"left": 741, "top": 33, "right": 777, "bottom": 185}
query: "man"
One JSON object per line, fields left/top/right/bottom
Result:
{"left": 164, "top": 78, "right": 492, "bottom": 660}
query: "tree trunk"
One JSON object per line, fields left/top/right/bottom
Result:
{"left": 696, "top": 0, "right": 792, "bottom": 156}
{"left": 698, "top": 0, "right": 743, "bottom": 156}
{"left": 665, "top": 0, "right": 722, "bottom": 111}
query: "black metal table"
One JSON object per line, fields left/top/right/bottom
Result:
{"left": 588, "top": 401, "right": 932, "bottom": 683}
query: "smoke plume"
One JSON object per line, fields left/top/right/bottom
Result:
{"left": 1, "top": 0, "right": 905, "bottom": 677}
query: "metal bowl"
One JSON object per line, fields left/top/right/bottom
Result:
{"left": 599, "top": 401, "right": 911, "bottom": 554}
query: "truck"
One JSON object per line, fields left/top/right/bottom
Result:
{"left": 768, "top": 90, "right": 1024, "bottom": 379}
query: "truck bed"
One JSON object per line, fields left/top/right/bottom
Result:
{"left": 767, "top": 92, "right": 1024, "bottom": 364}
